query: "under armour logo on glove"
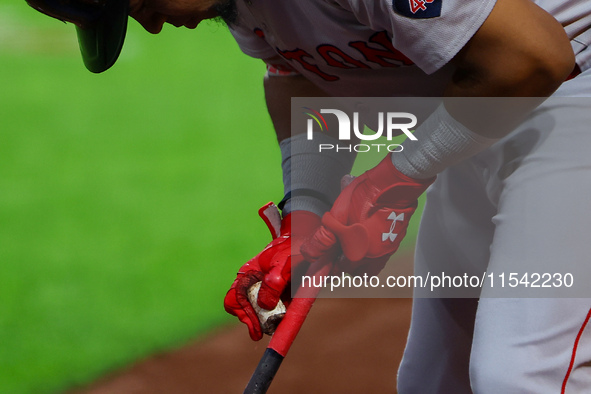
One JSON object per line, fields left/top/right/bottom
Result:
{"left": 382, "top": 212, "right": 405, "bottom": 242}
{"left": 301, "top": 155, "right": 436, "bottom": 269}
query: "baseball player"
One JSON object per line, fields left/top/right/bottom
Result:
{"left": 27, "top": 0, "right": 591, "bottom": 391}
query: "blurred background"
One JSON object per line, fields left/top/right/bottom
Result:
{"left": 0, "top": 2, "right": 281, "bottom": 392}
{"left": 0, "top": 3, "right": 425, "bottom": 392}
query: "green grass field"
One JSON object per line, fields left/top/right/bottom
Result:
{"left": 0, "top": 3, "right": 422, "bottom": 393}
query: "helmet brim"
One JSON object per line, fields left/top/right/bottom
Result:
{"left": 75, "top": 0, "right": 129, "bottom": 73}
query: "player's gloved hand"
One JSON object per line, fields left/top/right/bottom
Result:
{"left": 301, "top": 155, "right": 435, "bottom": 274}
{"left": 223, "top": 203, "right": 321, "bottom": 341}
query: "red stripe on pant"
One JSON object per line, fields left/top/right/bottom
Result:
{"left": 562, "top": 307, "right": 591, "bottom": 393}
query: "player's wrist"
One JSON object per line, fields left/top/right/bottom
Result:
{"left": 391, "top": 104, "right": 499, "bottom": 179}
{"left": 280, "top": 210, "right": 321, "bottom": 237}
{"left": 277, "top": 190, "right": 332, "bottom": 217}
{"left": 369, "top": 154, "right": 435, "bottom": 192}
{"left": 280, "top": 132, "right": 355, "bottom": 216}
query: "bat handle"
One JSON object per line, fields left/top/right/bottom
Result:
{"left": 243, "top": 261, "right": 332, "bottom": 394}
{"left": 243, "top": 348, "right": 284, "bottom": 394}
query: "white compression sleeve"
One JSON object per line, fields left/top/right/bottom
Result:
{"left": 392, "top": 104, "right": 499, "bottom": 179}
{"left": 280, "top": 133, "right": 356, "bottom": 216}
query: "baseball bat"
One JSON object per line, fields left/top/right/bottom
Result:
{"left": 243, "top": 261, "right": 332, "bottom": 394}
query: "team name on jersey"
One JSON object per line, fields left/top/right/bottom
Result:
{"left": 268, "top": 30, "right": 414, "bottom": 81}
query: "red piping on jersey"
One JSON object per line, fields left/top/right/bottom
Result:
{"left": 561, "top": 306, "right": 591, "bottom": 393}
{"left": 565, "top": 64, "right": 582, "bottom": 81}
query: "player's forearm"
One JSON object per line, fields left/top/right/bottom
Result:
{"left": 392, "top": 0, "right": 575, "bottom": 180}
{"left": 264, "top": 73, "right": 329, "bottom": 143}
{"left": 443, "top": 0, "right": 574, "bottom": 139}
{"left": 264, "top": 72, "right": 355, "bottom": 215}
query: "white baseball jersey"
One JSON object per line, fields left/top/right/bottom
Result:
{"left": 229, "top": 1, "right": 591, "bottom": 391}
{"left": 229, "top": 0, "right": 591, "bottom": 96}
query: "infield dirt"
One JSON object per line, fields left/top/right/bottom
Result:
{"left": 69, "top": 255, "right": 414, "bottom": 394}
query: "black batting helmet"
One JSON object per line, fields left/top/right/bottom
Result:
{"left": 26, "top": 0, "right": 129, "bottom": 73}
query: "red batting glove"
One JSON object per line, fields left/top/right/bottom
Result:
{"left": 224, "top": 203, "right": 320, "bottom": 341}
{"left": 301, "top": 155, "right": 435, "bottom": 274}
